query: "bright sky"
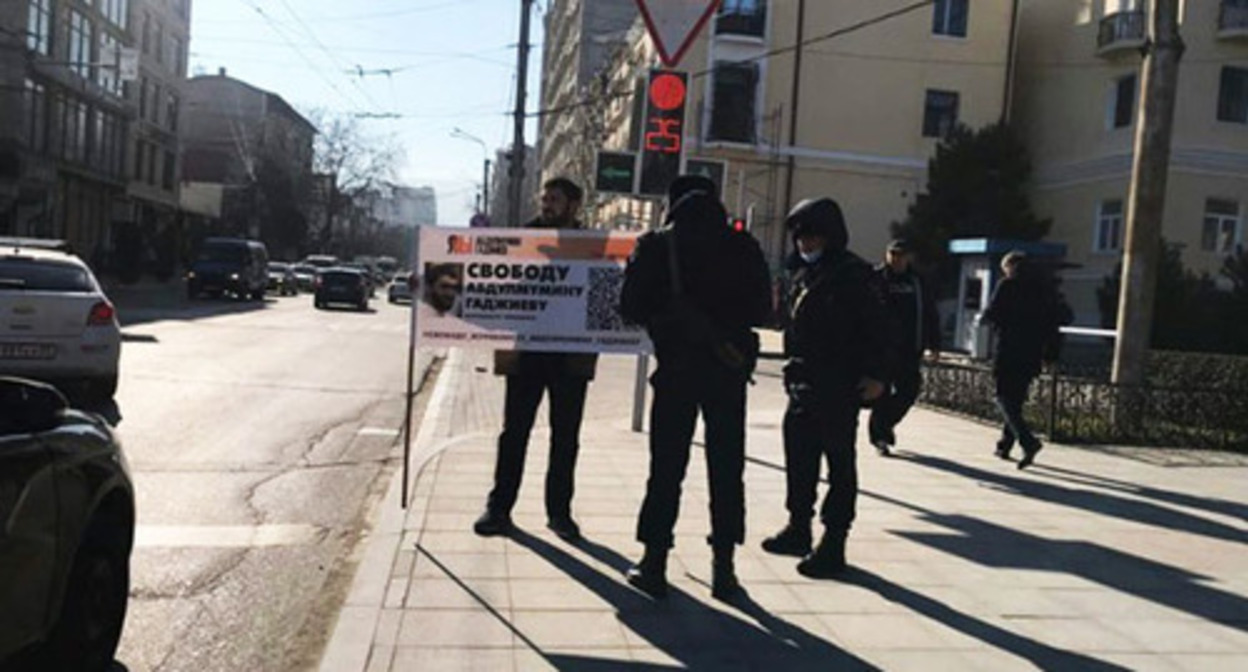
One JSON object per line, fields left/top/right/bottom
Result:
{"left": 188, "top": 0, "right": 550, "bottom": 227}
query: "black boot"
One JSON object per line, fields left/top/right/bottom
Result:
{"left": 797, "top": 530, "right": 847, "bottom": 579}
{"left": 626, "top": 546, "right": 668, "bottom": 599}
{"left": 761, "top": 520, "right": 812, "bottom": 557}
{"left": 711, "top": 544, "right": 742, "bottom": 601}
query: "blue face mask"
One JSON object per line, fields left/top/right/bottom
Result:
{"left": 799, "top": 249, "right": 824, "bottom": 265}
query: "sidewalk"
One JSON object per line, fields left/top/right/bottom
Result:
{"left": 321, "top": 349, "right": 1248, "bottom": 671}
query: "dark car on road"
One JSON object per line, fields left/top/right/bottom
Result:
{"left": 267, "top": 262, "right": 298, "bottom": 296}
{"left": 314, "top": 268, "right": 370, "bottom": 311}
{"left": 0, "top": 378, "right": 134, "bottom": 672}
{"left": 187, "top": 238, "right": 269, "bottom": 301}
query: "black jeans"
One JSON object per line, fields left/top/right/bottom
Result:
{"left": 994, "top": 368, "right": 1039, "bottom": 451}
{"left": 782, "top": 383, "right": 859, "bottom": 534}
{"left": 869, "top": 358, "right": 922, "bottom": 444}
{"left": 486, "top": 368, "right": 589, "bottom": 519}
{"left": 636, "top": 363, "right": 748, "bottom": 549}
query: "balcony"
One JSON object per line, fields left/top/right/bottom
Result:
{"left": 1097, "top": 10, "right": 1146, "bottom": 56}
{"left": 1219, "top": 2, "right": 1248, "bottom": 39}
{"left": 715, "top": 11, "right": 766, "bottom": 40}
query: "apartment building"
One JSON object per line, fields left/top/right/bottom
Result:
{"left": 1014, "top": 0, "right": 1248, "bottom": 324}
{"left": 0, "top": 0, "right": 135, "bottom": 258}
{"left": 124, "top": 0, "right": 190, "bottom": 240}
{"left": 538, "top": 0, "right": 638, "bottom": 188}
{"left": 593, "top": 0, "right": 1015, "bottom": 265}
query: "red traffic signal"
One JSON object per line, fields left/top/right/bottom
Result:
{"left": 731, "top": 217, "right": 747, "bottom": 232}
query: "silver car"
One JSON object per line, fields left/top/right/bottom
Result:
{"left": 0, "top": 240, "right": 121, "bottom": 400}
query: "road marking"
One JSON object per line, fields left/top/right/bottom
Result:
{"left": 134, "top": 524, "right": 321, "bottom": 548}
{"left": 357, "top": 427, "right": 401, "bottom": 437}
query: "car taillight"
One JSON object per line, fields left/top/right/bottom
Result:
{"left": 314, "top": 277, "right": 323, "bottom": 289}
{"left": 88, "top": 301, "right": 116, "bottom": 326}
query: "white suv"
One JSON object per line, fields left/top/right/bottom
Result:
{"left": 0, "top": 239, "right": 121, "bottom": 400}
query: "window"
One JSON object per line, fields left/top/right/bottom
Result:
{"left": 1218, "top": 67, "right": 1248, "bottom": 124}
{"left": 102, "top": 0, "right": 130, "bottom": 29}
{"left": 134, "top": 139, "right": 146, "bottom": 182}
{"left": 24, "top": 80, "right": 46, "bottom": 153}
{"left": 150, "top": 83, "right": 162, "bottom": 124}
{"left": 27, "top": 0, "right": 53, "bottom": 55}
{"left": 923, "top": 90, "right": 960, "bottom": 138}
{"left": 154, "top": 22, "right": 164, "bottom": 64}
{"left": 1095, "top": 199, "right": 1125, "bottom": 253}
{"left": 141, "top": 13, "right": 151, "bottom": 54}
{"left": 708, "top": 61, "right": 759, "bottom": 143}
{"left": 1202, "top": 199, "right": 1241, "bottom": 253}
{"left": 166, "top": 92, "right": 179, "bottom": 132}
{"left": 717, "top": 0, "right": 767, "bottom": 38}
{"left": 1110, "top": 73, "right": 1137, "bottom": 129}
{"left": 148, "top": 144, "right": 158, "bottom": 185}
{"left": 162, "top": 150, "right": 176, "bottom": 190}
{"left": 98, "top": 32, "right": 124, "bottom": 96}
{"left": 1104, "top": 0, "right": 1143, "bottom": 14}
{"left": 933, "top": 0, "right": 969, "bottom": 37}
{"left": 171, "top": 35, "right": 185, "bottom": 76}
{"left": 138, "top": 77, "right": 148, "bottom": 121}
{"left": 68, "top": 11, "right": 93, "bottom": 80}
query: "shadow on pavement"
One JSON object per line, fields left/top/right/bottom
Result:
{"left": 864, "top": 488, "right": 1248, "bottom": 633}
{"left": 116, "top": 296, "right": 279, "bottom": 327}
{"left": 898, "top": 453, "right": 1248, "bottom": 546}
{"left": 839, "top": 568, "right": 1131, "bottom": 671}
{"left": 1030, "top": 462, "right": 1248, "bottom": 524}
{"left": 510, "top": 531, "right": 878, "bottom": 671}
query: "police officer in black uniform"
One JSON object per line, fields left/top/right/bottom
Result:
{"left": 868, "top": 238, "right": 940, "bottom": 456}
{"left": 761, "top": 198, "right": 887, "bottom": 578}
{"left": 620, "top": 175, "right": 772, "bottom": 600}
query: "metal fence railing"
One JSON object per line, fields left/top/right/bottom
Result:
{"left": 1098, "top": 10, "right": 1146, "bottom": 50}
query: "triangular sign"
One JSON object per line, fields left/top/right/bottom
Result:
{"left": 635, "top": 0, "right": 722, "bottom": 68}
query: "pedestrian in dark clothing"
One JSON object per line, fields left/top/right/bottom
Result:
{"left": 981, "top": 250, "right": 1061, "bottom": 470}
{"left": 474, "top": 177, "right": 598, "bottom": 541}
{"left": 760, "top": 198, "right": 887, "bottom": 578}
{"left": 619, "top": 174, "right": 772, "bottom": 600}
{"left": 868, "top": 238, "right": 941, "bottom": 456}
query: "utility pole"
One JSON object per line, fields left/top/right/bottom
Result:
{"left": 483, "top": 158, "right": 492, "bottom": 216}
{"left": 1112, "top": 0, "right": 1184, "bottom": 385}
{"left": 779, "top": 0, "right": 807, "bottom": 261}
{"left": 509, "top": 0, "right": 535, "bottom": 228}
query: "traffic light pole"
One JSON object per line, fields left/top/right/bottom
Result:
{"left": 509, "top": 0, "right": 535, "bottom": 228}
{"left": 1112, "top": 0, "right": 1184, "bottom": 385}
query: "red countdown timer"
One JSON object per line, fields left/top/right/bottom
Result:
{"left": 639, "top": 69, "right": 688, "bottom": 196}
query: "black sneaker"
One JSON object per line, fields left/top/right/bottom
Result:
{"left": 626, "top": 550, "right": 669, "bottom": 599}
{"left": 872, "top": 438, "right": 892, "bottom": 457}
{"left": 546, "top": 516, "right": 582, "bottom": 541}
{"left": 797, "top": 532, "right": 847, "bottom": 579}
{"left": 994, "top": 440, "right": 1013, "bottom": 460}
{"left": 1017, "top": 443, "right": 1043, "bottom": 470}
{"left": 761, "top": 523, "right": 812, "bottom": 557}
{"left": 472, "top": 510, "right": 513, "bottom": 537}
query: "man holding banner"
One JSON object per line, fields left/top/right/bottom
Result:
{"left": 620, "top": 175, "right": 772, "bottom": 601}
{"left": 473, "top": 178, "right": 599, "bottom": 541}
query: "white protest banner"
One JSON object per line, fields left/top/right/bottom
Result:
{"left": 414, "top": 226, "right": 649, "bottom": 354}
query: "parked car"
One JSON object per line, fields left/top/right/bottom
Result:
{"left": 0, "top": 239, "right": 121, "bottom": 401}
{"left": 292, "top": 264, "right": 318, "bottom": 292}
{"left": 0, "top": 377, "right": 134, "bottom": 672}
{"left": 314, "top": 268, "right": 370, "bottom": 311}
{"left": 187, "top": 238, "right": 269, "bottom": 300}
{"left": 387, "top": 272, "right": 413, "bottom": 303}
{"left": 267, "top": 262, "right": 298, "bottom": 296}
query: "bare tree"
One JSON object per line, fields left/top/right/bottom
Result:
{"left": 303, "top": 108, "right": 404, "bottom": 253}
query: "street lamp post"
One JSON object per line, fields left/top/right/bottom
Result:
{"left": 451, "top": 128, "right": 491, "bottom": 218}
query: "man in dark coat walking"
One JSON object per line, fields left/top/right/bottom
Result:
{"left": 474, "top": 177, "right": 598, "bottom": 540}
{"left": 619, "top": 175, "right": 772, "bottom": 600}
{"left": 869, "top": 238, "right": 941, "bottom": 456}
{"left": 760, "top": 198, "right": 887, "bottom": 578}
{"left": 981, "top": 250, "right": 1061, "bottom": 470}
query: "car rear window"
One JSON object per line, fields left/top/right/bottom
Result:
{"left": 0, "top": 259, "right": 93, "bottom": 292}
{"left": 198, "top": 244, "right": 246, "bottom": 264}
{"left": 269, "top": 263, "right": 289, "bottom": 272}
{"left": 322, "top": 272, "right": 361, "bottom": 285}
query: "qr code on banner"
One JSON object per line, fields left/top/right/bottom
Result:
{"left": 586, "top": 267, "right": 627, "bottom": 331}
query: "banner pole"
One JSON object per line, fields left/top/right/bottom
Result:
{"left": 401, "top": 229, "right": 421, "bottom": 509}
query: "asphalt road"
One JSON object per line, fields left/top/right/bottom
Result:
{"left": 107, "top": 292, "right": 433, "bottom": 672}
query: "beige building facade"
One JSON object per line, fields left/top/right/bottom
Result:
{"left": 1015, "top": 0, "right": 1248, "bottom": 325}
{"left": 594, "top": 0, "right": 1015, "bottom": 267}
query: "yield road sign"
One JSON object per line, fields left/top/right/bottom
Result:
{"left": 635, "top": 0, "right": 722, "bottom": 67}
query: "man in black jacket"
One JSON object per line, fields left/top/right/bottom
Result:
{"left": 869, "top": 238, "right": 940, "bottom": 456}
{"left": 619, "top": 175, "right": 772, "bottom": 600}
{"left": 981, "top": 250, "right": 1060, "bottom": 470}
{"left": 474, "top": 178, "right": 598, "bottom": 540}
{"left": 761, "top": 198, "right": 887, "bottom": 578}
